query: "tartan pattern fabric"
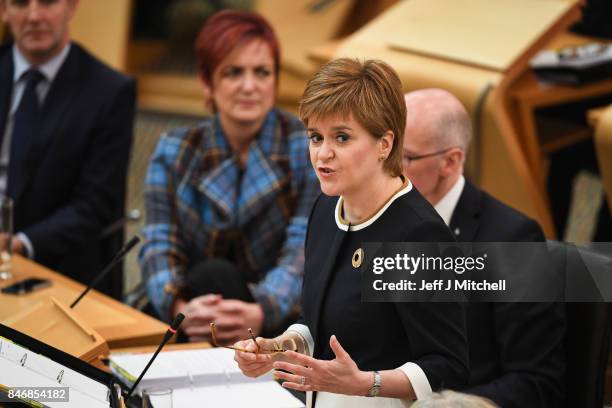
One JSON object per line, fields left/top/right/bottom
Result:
{"left": 139, "top": 109, "right": 319, "bottom": 331}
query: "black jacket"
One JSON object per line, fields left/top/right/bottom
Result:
{"left": 451, "top": 181, "right": 566, "bottom": 407}
{"left": 303, "top": 188, "right": 469, "bottom": 399}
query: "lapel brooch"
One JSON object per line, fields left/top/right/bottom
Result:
{"left": 352, "top": 248, "right": 363, "bottom": 268}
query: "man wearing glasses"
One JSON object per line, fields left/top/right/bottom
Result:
{"left": 402, "top": 89, "right": 565, "bottom": 408}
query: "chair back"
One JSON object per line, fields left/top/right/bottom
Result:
{"left": 548, "top": 240, "right": 612, "bottom": 407}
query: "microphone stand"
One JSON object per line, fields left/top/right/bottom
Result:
{"left": 70, "top": 236, "right": 141, "bottom": 309}
{"left": 125, "top": 313, "right": 185, "bottom": 402}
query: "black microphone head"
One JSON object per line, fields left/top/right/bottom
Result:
{"left": 171, "top": 313, "right": 185, "bottom": 331}
{"left": 113, "top": 236, "right": 141, "bottom": 261}
{"left": 124, "top": 235, "right": 141, "bottom": 252}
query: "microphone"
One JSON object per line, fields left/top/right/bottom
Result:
{"left": 70, "top": 235, "right": 141, "bottom": 308}
{"left": 100, "top": 209, "right": 141, "bottom": 239}
{"left": 125, "top": 313, "right": 185, "bottom": 401}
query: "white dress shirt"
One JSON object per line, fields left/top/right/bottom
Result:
{"left": 433, "top": 175, "right": 465, "bottom": 228}
{"left": 0, "top": 44, "right": 71, "bottom": 258}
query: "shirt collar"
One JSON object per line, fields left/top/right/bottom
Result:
{"left": 335, "top": 178, "right": 413, "bottom": 232}
{"left": 12, "top": 42, "right": 71, "bottom": 84}
{"left": 434, "top": 175, "right": 465, "bottom": 226}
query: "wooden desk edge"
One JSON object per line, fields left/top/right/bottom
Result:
{"left": 9, "top": 256, "right": 168, "bottom": 347}
{"left": 111, "top": 341, "right": 211, "bottom": 354}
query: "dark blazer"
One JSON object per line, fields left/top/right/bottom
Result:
{"left": 0, "top": 42, "right": 135, "bottom": 298}
{"left": 303, "top": 188, "right": 468, "bottom": 403}
{"left": 451, "top": 180, "right": 565, "bottom": 407}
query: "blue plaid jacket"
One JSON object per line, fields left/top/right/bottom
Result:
{"left": 139, "top": 109, "right": 319, "bottom": 330}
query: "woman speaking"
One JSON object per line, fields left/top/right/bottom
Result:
{"left": 234, "top": 58, "right": 468, "bottom": 407}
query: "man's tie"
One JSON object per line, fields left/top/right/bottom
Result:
{"left": 8, "top": 69, "right": 45, "bottom": 198}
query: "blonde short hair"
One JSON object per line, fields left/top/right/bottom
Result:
{"left": 299, "top": 58, "right": 405, "bottom": 177}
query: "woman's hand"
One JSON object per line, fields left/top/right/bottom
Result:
{"left": 214, "top": 299, "right": 264, "bottom": 343}
{"left": 233, "top": 337, "right": 277, "bottom": 377}
{"left": 174, "top": 294, "right": 222, "bottom": 342}
{"left": 175, "top": 295, "right": 263, "bottom": 344}
{"left": 272, "top": 335, "right": 371, "bottom": 396}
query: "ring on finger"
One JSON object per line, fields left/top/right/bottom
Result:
{"left": 300, "top": 376, "right": 306, "bottom": 385}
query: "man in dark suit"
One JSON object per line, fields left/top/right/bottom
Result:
{"left": 0, "top": 0, "right": 135, "bottom": 298}
{"left": 402, "top": 89, "right": 565, "bottom": 407}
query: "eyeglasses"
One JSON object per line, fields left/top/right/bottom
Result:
{"left": 402, "top": 147, "right": 458, "bottom": 166}
{"left": 209, "top": 323, "right": 295, "bottom": 355}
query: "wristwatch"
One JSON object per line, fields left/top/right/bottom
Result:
{"left": 366, "top": 371, "right": 381, "bottom": 397}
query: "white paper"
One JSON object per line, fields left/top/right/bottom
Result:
{"left": 0, "top": 336, "right": 110, "bottom": 408}
{"left": 111, "top": 347, "right": 272, "bottom": 390}
{"left": 172, "top": 382, "right": 304, "bottom": 408}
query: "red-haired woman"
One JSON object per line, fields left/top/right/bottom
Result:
{"left": 140, "top": 10, "right": 319, "bottom": 344}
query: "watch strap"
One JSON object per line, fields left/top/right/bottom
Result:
{"left": 366, "top": 370, "right": 381, "bottom": 397}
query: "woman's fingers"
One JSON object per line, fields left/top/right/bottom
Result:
{"left": 273, "top": 361, "right": 312, "bottom": 377}
{"left": 329, "top": 335, "right": 350, "bottom": 360}
{"left": 276, "top": 372, "right": 315, "bottom": 392}
{"left": 274, "top": 370, "right": 303, "bottom": 384}
{"left": 282, "top": 350, "right": 319, "bottom": 368}
{"left": 234, "top": 352, "right": 272, "bottom": 377}
{"left": 233, "top": 337, "right": 281, "bottom": 379}
{"left": 237, "top": 350, "right": 272, "bottom": 363}
{"left": 281, "top": 381, "right": 314, "bottom": 392}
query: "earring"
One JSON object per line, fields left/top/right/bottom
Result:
{"left": 379, "top": 155, "right": 386, "bottom": 162}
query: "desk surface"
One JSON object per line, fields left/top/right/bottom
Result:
{"left": 386, "top": 0, "right": 573, "bottom": 72}
{"left": 113, "top": 341, "right": 211, "bottom": 355}
{"left": 0, "top": 256, "right": 167, "bottom": 349}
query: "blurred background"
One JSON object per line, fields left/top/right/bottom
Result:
{"left": 2, "top": 0, "right": 611, "bottom": 307}
{"left": 1, "top": 1, "right": 611, "bottom": 381}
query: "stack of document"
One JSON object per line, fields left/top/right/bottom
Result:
{"left": 110, "top": 347, "right": 304, "bottom": 408}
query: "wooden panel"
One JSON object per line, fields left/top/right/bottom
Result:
{"left": 329, "top": 0, "right": 583, "bottom": 238}
{"left": 349, "top": 0, "right": 574, "bottom": 72}
{"left": 331, "top": 2, "right": 553, "bottom": 234}
{"left": 588, "top": 106, "right": 608, "bottom": 126}
{"left": 3, "top": 298, "right": 109, "bottom": 363}
{"left": 479, "top": 92, "right": 555, "bottom": 235}
{"left": 255, "top": 0, "right": 356, "bottom": 77}
{"left": 387, "top": 0, "right": 574, "bottom": 72}
{"left": 594, "top": 105, "right": 612, "bottom": 209}
{"left": 69, "top": 0, "right": 133, "bottom": 71}
{"left": 509, "top": 71, "right": 612, "bottom": 106}
{"left": 0, "top": 256, "right": 167, "bottom": 349}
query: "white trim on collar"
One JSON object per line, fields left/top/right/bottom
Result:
{"left": 334, "top": 181, "right": 413, "bottom": 232}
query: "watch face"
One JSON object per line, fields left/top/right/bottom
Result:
{"left": 368, "top": 371, "right": 381, "bottom": 397}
